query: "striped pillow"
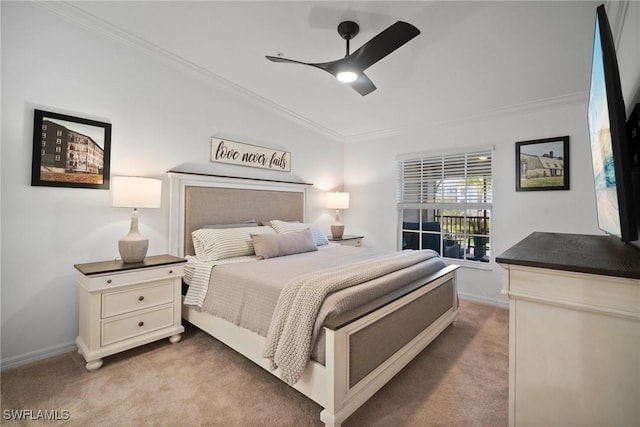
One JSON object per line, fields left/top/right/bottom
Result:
{"left": 192, "top": 226, "right": 275, "bottom": 261}
{"left": 269, "top": 220, "right": 329, "bottom": 246}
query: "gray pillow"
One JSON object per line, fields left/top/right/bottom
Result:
{"left": 251, "top": 229, "right": 318, "bottom": 260}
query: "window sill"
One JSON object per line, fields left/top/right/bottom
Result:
{"left": 445, "top": 258, "right": 493, "bottom": 271}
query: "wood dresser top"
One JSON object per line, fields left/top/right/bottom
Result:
{"left": 496, "top": 232, "right": 640, "bottom": 280}
{"left": 74, "top": 254, "right": 186, "bottom": 276}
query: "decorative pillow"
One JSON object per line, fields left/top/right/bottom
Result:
{"left": 192, "top": 226, "right": 275, "bottom": 261}
{"left": 251, "top": 229, "right": 317, "bottom": 260}
{"left": 269, "top": 220, "right": 329, "bottom": 246}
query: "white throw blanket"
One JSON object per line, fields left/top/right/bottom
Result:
{"left": 262, "top": 249, "right": 438, "bottom": 385}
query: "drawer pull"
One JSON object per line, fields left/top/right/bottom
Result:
{"left": 169, "top": 270, "right": 173, "bottom": 274}
{"left": 107, "top": 279, "right": 112, "bottom": 284}
{"left": 138, "top": 296, "right": 144, "bottom": 301}
{"left": 138, "top": 321, "right": 144, "bottom": 327}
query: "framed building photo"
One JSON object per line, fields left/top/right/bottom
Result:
{"left": 516, "top": 136, "right": 570, "bottom": 191}
{"left": 31, "top": 109, "right": 112, "bottom": 189}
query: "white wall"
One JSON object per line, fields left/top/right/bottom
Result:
{"left": 616, "top": 1, "right": 640, "bottom": 108}
{"left": 344, "top": 0, "right": 640, "bottom": 306}
{"left": 344, "top": 99, "right": 599, "bottom": 306}
{"left": 0, "top": 2, "right": 343, "bottom": 368}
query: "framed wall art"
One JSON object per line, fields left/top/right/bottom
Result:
{"left": 210, "top": 137, "right": 291, "bottom": 172}
{"left": 31, "top": 109, "right": 112, "bottom": 189}
{"left": 516, "top": 136, "right": 570, "bottom": 191}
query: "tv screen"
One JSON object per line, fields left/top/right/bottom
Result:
{"left": 587, "top": 5, "right": 638, "bottom": 242}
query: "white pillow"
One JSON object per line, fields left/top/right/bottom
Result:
{"left": 269, "top": 220, "right": 329, "bottom": 246}
{"left": 192, "top": 226, "right": 275, "bottom": 261}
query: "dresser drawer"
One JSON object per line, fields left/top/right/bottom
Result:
{"left": 80, "top": 264, "right": 183, "bottom": 291}
{"left": 101, "top": 305, "right": 174, "bottom": 347}
{"left": 101, "top": 281, "right": 174, "bottom": 318}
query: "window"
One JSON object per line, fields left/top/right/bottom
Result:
{"left": 397, "top": 146, "right": 493, "bottom": 264}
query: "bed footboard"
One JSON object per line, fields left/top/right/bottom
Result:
{"left": 321, "top": 265, "right": 458, "bottom": 427}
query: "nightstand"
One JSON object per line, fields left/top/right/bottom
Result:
{"left": 328, "top": 235, "right": 364, "bottom": 247}
{"left": 74, "top": 255, "right": 186, "bottom": 371}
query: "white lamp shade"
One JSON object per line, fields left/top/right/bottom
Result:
{"left": 111, "top": 176, "right": 162, "bottom": 209}
{"left": 327, "top": 192, "right": 349, "bottom": 209}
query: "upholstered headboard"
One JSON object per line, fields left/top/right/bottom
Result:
{"left": 168, "top": 172, "right": 310, "bottom": 256}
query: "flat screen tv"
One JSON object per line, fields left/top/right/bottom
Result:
{"left": 587, "top": 4, "right": 638, "bottom": 243}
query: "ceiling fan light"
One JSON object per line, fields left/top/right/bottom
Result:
{"left": 337, "top": 71, "right": 358, "bottom": 83}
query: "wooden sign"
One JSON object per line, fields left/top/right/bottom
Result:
{"left": 210, "top": 137, "right": 291, "bottom": 172}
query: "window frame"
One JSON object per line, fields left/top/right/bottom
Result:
{"left": 396, "top": 145, "right": 494, "bottom": 268}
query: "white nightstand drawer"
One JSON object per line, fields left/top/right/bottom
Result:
{"left": 101, "top": 281, "right": 174, "bottom": 318}
{"left": 345, "top": 238, "right": 363, "bottom": 247}
{"left": 328, "top": 235, "right": 364, "bottom": 247}
{"left": 101, "top": 305, "right": 174, "bottom": 347}
{"left": 80, "top": 265, "right": 183, "bottom": 292}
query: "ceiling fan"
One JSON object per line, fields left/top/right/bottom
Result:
{"left": 266, "top": 20, "right": 420, "bottom": 96}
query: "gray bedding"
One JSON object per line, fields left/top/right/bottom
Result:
{"left": 200, "top": 245, "right": 447, "bottom": 364}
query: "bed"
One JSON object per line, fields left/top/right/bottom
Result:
{"left": 168, "top": 171, "right": 459, "bottom": 427}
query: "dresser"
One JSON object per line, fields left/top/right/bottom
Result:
{"left": 497, "top": 232, "right": 640, "bottom": 426}
{"left": 74, "top": 255, "right": 186, "bottom": 370}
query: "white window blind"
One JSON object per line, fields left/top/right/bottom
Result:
{"left": 397, "top": 146, "right": 493, "bottom": 263}
{"left": 397, "top": 148, "right": 493, "bottom": 208}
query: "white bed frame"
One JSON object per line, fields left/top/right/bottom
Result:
{"left": 168, "top": 171, "right": 459, "bottom": 426}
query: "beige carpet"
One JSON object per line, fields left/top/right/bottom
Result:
{"left": 1, "top": 299, "right": 508, "bottom": 426}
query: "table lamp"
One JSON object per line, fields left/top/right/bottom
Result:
{"left": 327, "top": 192, "right": 349, "bottom": 239}
{"left": 111, "top": 176, "right": 162, "bottom": 263}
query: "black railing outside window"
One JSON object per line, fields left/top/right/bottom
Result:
{"left": 401, "top": 210, "right": 491, "bottom": 263}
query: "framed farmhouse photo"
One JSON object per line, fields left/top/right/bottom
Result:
{"left": 31, "top": 109, "right": 112, "bottom": 189}
{"left": 516, "top": 136, "right": 570, "bottom": 191}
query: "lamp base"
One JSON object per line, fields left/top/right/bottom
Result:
{"left": 331, "top": 224, "right": 345, "bottom": 240}
{"left": 118, "top": 235, "right": 149, "bottom": 263}
{"left": 118, "top": 209, "right": 149, "bottom": 263}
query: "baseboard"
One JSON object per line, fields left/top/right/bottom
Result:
{"left": 1, "top": 341, "right": 77, "bottom": 372}
{"left": 458, "top": 292, "right": 509, "bottom": 309}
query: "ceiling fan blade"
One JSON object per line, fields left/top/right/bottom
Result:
{"left": 348, "top": 21, "right": 420, "bottom": 71}
{"left": 267, "top": 55, "right": 376, "bottom": 96}
{"left": 266, "top": 55, "right": 313, "bottom": 66}
{"left": 348, "top": 72, "right": 377, "bottom": 96}
{"left": 267, "top": 55, "right": 343, "bottom": 81}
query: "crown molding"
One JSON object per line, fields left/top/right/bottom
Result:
{"left": 343, "top": 91, "right": 589, "bottom": 143}
{"left": 34, "top": 1, "right": 347, "bottom": 143}
{"left": 605, "top": 0, "right": 630, "bottom": 48}
{"left": 460, "top": 91, "right": 589, "bottom": 122}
